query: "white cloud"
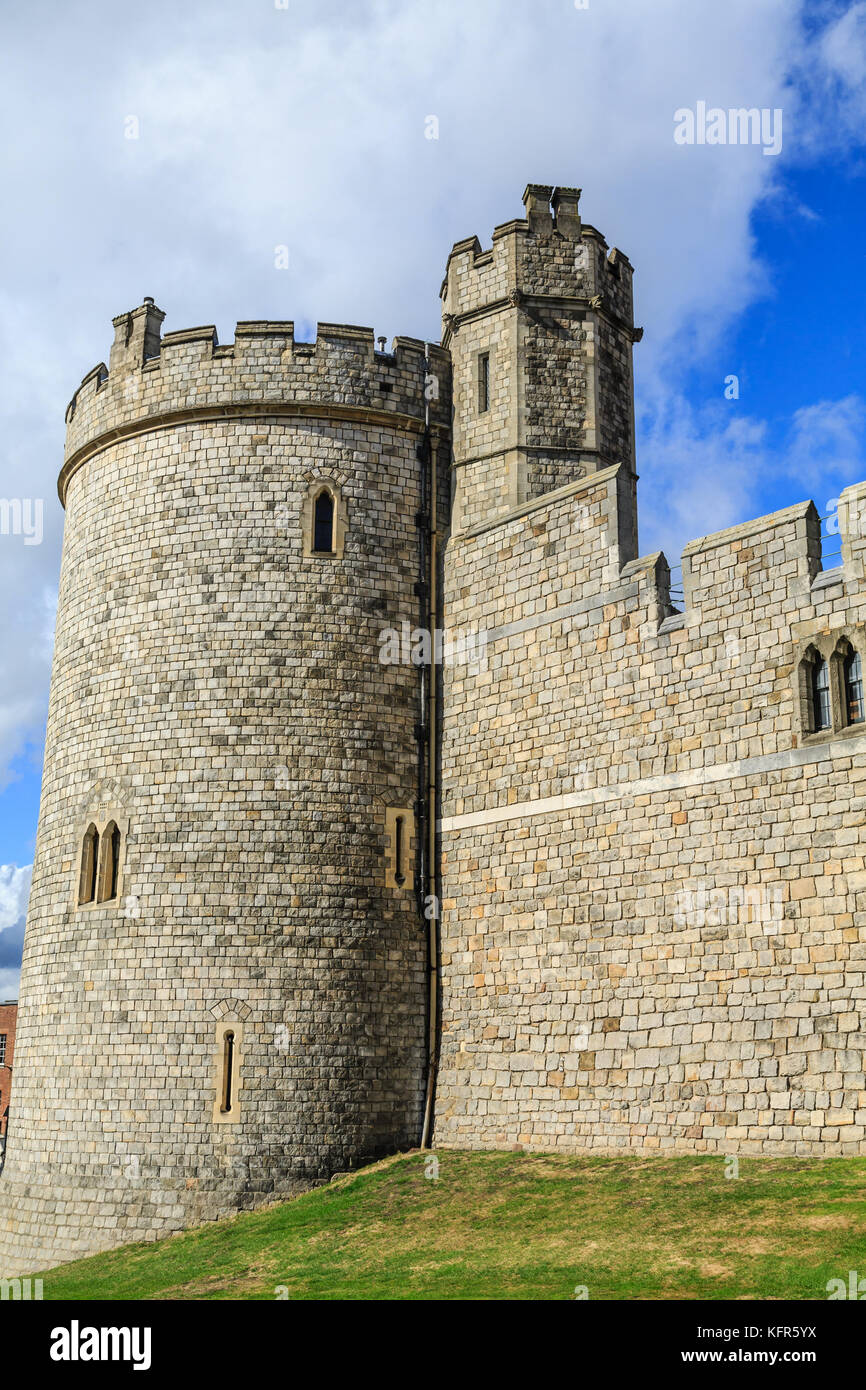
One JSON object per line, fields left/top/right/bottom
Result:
{"left": 815, "top": 1, "right": 866, "bottom": 132}
{"left": 778, "top": 1, "right": 866, "bottom": 161}
{"left": 638, "top": 391, "right": 866, "bottom": 564}
{"left": 0, "top": 864, "right": 32, "bottom": 934}
{"left": 0, "top": 864, "right": 31, "bottom": 997}
{"left": 0, "top": 972, "right": 21, "bottom": 1001}
{"left": 786, "top": 395, "right": 866, "bottom": 490}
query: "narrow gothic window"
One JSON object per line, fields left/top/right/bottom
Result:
{"left": 845, "top": 649, "right": 864, "bottom": 725}
{"left": 97, "top": 821, "right": 122, "bottom": 902}
{"left": 304, "top": 480, "right": 345, "bottom": 560}
{"left": 313, "top": 489, "right": 335, "bottom": 553}
{"left": 812, "top": 658, "right": 831, "bottom": 731}
{"left": 385, "top": 806, "right": 413, "bottom": 889}
{"left": 79, "top": 824, "right": 99, "bottom": 904}
{"left": 212, "top": 1019, "right": 243, "bottom": 1122}
{"left": 111, "top": 822, "right": 122, "bottom": 897}
{"left": 478, "top": 352, "right": 490, "bottom": 414}
{"left": 220, "top": 1030, "right": 236, "bottom": 1114}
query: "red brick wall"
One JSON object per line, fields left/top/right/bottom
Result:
{"left": 0, "top": 1002, "right": 17, "bottom": 1139}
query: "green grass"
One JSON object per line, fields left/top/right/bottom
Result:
{"left": 35, "top": 1150, "right": 866, "bottom": 1301}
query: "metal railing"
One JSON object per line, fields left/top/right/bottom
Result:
{"left": 818, "top": 515, "right": 843, "bottom": 570}
{"left": 668, "top": 565, "right": 684, "bottom": 611}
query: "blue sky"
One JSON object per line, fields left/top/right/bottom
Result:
{"left": 0, "top": 0, "right": 865, "bottom": 995}
{"left": 635, "top": 155, "right": 866, "bottom": 556}
{"left": 687, "top": 163, "right": 863, "bottom": 444}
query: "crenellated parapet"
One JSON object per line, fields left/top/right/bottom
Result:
{"left": 442, "top": 185, "right": 640, "bottom": 533}
{"left": 61, "top": 303, "right": 452, "bottom": 504}
{"left": 442, "top": 184, "right": 637, "bottom": 336}
{"left": 638, "top": 486, "right": 866, "bottom": 640}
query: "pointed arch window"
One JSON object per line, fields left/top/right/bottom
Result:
{"left": 220, "top": 1029, "right": 236, "bottom": 1115}
{"left": 394, "top": 815, "right": 406, "bottom": 885}
{"left": 303, "top": 479, "right": 345, "bottom": 559}
{"left": 799, "top": 645, "right": 831, "bottom": 734}
{"left": 844, "top": 648, "right": 864, "bottom": 725}
{"left": 110, "top": 821, "right": 122, "bottom": 897}
{"left": 385, "top": 806, "right": 414, "bottom": 890}
{"left": 798, "top": 636, "right": 866, "bottom": 738}
{"left": 313, "top": 489, "right": 335, "bottom": 554}
{"left": 78, "top": 824, "right": 99, "bottom": 905}
{"left": 97, "top": 820, "right": 122, "bottom": 902}
{"left": 76, "top": 813, "right": 127, "bottom": 909}
{"left": 812, "top": 657, "right": 831, "bottom": 731}
{"left": 212, "top": 1018, "right": 243, "bottom": 1123}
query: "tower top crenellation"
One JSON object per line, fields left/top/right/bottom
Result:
{"left": 61, "top": 306, "right": 451, "bottom": 504}
{"left": 441, "top": 184, "right": 636, "bottom": 333}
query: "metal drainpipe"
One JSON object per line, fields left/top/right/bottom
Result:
{"left": 420, "top": 343, "right": 440, "bottom": 1150}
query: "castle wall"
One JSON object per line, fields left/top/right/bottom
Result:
{"left": 436, "top": 467, "right": 866, "bottom": 1157}
{"left": 0, "top": 315, "right": 450, "bottom": 1273}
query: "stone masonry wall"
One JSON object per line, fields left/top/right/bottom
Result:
{"left": 436, "top": 465, "right": 866, "bottom": 1157}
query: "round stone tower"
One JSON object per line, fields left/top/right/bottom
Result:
{"left": 0, "top": 303, "right": 451, "bottom": 1272}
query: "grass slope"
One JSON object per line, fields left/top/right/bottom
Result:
{"left": 36, "top": 1150, "right": 866, "bottom": 1301}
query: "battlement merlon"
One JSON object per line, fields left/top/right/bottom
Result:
{"left": 440, "top": 184, "right": 639, "bottom": 339}
{"left": 61, "top": 303, "right": 452, "bottom": 504}
{"left": 650, "top": 488, "right": 866, "bottom": 626}
{"left": 109, "top": 297, "right": 165, "bottom": 374}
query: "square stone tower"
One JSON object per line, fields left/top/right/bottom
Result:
{"left": 441, "top": 183, "right": 641, "bottom": 540}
